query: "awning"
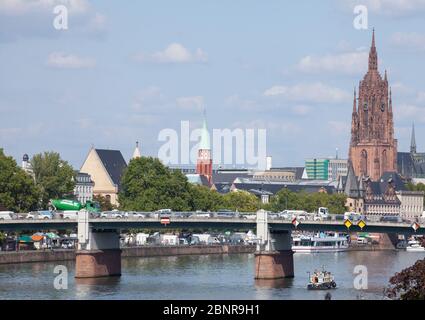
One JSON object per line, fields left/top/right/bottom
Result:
{"left": 46, "top": 232, "right": 60, "bottom": 239}
{"left": 31, "top": 234, "right": 44, "bottom": 242}
{"left": 19, "top": 235, "right": 34, "bottom": 243}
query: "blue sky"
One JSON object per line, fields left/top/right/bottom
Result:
{"left": 1, "top": 0, "right": 425, "bottom": 169}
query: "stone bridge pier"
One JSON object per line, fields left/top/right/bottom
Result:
{"left": 255, "top": 210, "right": 294, "bottom": 279}
{"left": 76, "top": 212, "right": 121, "bottom": 278}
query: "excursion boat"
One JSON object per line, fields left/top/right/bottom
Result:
{"left": 307, "top": 268, "right": 337, "bottom": 290}
{"left": 292, "top": 232, "right": 349, "bottom": 253}
{"left": 406, "top": 239, "right": 425, "bottom": 252}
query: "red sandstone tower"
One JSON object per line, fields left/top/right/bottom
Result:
{"left": 196, "top": 114, "right": 212, "bottom": 183}
{"left": 349, "top": 30, "right": 398, "bottom": 181}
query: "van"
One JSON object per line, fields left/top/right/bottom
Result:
{"left": 0, "top": 211, "right": 16, "bottom": 220}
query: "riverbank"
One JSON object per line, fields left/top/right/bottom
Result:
{"left": 0, "top": 244, "right": 256, "bottom": 265}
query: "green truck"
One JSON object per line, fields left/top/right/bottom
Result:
{"left": 50, "top": 199, "right": 100, "bottom": 213}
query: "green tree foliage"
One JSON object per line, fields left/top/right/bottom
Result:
{"left": 30, "top": 151, "right": 75, "bottom": 208}
{"left": 119, "top": 157, "right": 192, "bottom": 211}
{"left": 0, "top": 149, "right": 39, "bottom": 212}
{"left": 222, "top": 191, "right": 260, "bottom": 212}
{"left": 268, "top": 188, "right": 347, "bottom": 214}
{"left": 406, "top": 182, "right": 425, "bottom": 206}
{"left": 93, "top": 194, "right": 116, "bottom": 211}
{"left": 188, "top": 185, "right": 224, "bottom": 211}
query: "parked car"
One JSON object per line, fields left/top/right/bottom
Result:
{"left": 132, "top": 212, "right": 146, "bottom": 219}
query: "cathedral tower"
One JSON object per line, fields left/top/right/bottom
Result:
{"left": 349, "top": 30, "right": 398, "bottom": 181}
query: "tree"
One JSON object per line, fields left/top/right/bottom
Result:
{"left": 0, "top": 149, "right": 40, "bottom": 212}
{"left": 119, "top": 157, "right": 192, "bottom": 211}
{"left": 222, "top": 191, "right": 260, "bottom": 212}
{"left": 268, "top": 189, "right": 347, "bottom": 214}
{"left": 30, "top": 151, "right": 75, "bottom": 208}
{"left": 188, "top": 185, "right": 224, "bottom": 212}
{"left": 93, "top": 194, "right": 116, "bottom": 211}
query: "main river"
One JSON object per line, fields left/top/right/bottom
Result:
{"left": 1, "top": 251, "right": 424, "bottom": 300}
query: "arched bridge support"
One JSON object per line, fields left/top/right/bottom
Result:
{"left": 255, "top": 210, "right": 294, "bottom": 279}
{"left": 75, "top": 212, "right": 121, "bottom": 278}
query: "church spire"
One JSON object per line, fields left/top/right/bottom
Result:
{"left": 368, "top": 28, "right": 378, "bottom": 71}
{"left": 411, "top": 122, "right": 417, "bottom": 154}
{"left": 199, "top": 107, "right": 210, "bottom": 150}
{"left": 132, "top": 141, "right": 141, "bottom": 159}
{"left": 353, "top": 87, "right": 357, "bottom": 113}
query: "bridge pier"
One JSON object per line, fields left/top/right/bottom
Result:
{"left": 255, "top": 210, "right": 294, "bottom": 279}
{"left": 76, "top": 212, "right": 121, "bottom": 278}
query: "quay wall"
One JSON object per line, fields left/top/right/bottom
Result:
{"left": 0, "top": 245, "right": 256, "bottom": 265}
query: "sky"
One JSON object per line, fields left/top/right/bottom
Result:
{"left": 1, "top": 0, "right": 425, "bottom": 170}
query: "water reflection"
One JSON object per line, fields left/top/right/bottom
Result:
{"left": 75, "top": 276, "right": 121, "bottom": 299}
{"left": 254, "top": 278, "right": 294, "bottom": 289}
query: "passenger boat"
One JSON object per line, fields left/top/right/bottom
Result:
{"left": 292, "top": 232, "right": 349, "bottom": 253}
{"left": 307, "top": 268, "right": 337, "bottom": 290}
{"left": 406, "top": 239, "right": 425, "bottom": 252}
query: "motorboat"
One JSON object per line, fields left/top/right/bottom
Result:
{"left": 406, "top": 239, "right": 425, "bottom": 252}
{"left": 307, "top": 268, "right": 337, "bottom": 290}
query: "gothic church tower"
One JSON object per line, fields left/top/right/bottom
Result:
{"left": 349, "top": 30, "right": 398, "bottom": 181}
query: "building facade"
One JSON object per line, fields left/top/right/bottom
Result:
{"left": 73, "top": 172, "right": 94, "bottom": 204}
{"left": 397, "top": 123, "right": 425, "bottom": 179}
{"left": 305, "top": 158, "right": 329, "bottom": 180}
{"left": 349, "top": 30, "right": 398, "bottom": 181}
{"left": 396, "top": 190, "right": 424, "bottom": 221}
{"left": 80, "top": 148, "right": 127, "bottom": 206}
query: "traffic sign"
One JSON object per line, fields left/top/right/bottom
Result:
{"left": 160, "top": 217, "right": 170, "bottom": 225}
{"left": 411, "top": 222, "right": 420, "bottom": 232}
{"left": 344, "top": 219, "right": 352, "bottom": 229}
{"left": 292, "top": 218, "right": 300, "bottom": 228}
{"left": 357, "top": 220, "right": 366, "bottom": 230}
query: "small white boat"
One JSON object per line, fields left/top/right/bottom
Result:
{"left": 406, "top": 240, "right": 425, "bottom": 252}
{"left": 307, "top": 268, "right": 337, "bottom": 290}
{"left": 292, "top": 232, "right": 349, "bottom": 253}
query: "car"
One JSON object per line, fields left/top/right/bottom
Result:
{"left": 100, "top": 211, "right": 124, "bottom": 219}
{"left": 0, "top": 211, "right": 17, "bottom": 220}
{"left": 26, "top": 210, "right": 54, "bottom": 220}
{"left": 132, "top": 212, "right": 146, "bottom": 219}
{"left": 215, "top": 210, "right": 236, "bottom": 218}
{"left": 62, "top": 211, "right": 79, "bottom": 219}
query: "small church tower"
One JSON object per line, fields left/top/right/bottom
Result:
{"left": 196, "top": 110, "right": 213, "bottom": 183}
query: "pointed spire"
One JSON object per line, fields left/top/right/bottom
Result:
{"left": 384, "top": 69, "right": 388, "bottom": 81}
{"left": 199, "top": 107, "right": 211, "bottom": 150}
{"left": 132, "top": 141, "right": 141, "bottom": 159}
{"left": 411, "top": 122, "right": 417, "bottom": 154}
{"left": 368, "top": 28, "right": 378, "bottom": 71}
{"left": 353, "top": 87, "right": 357, "bottom": 113}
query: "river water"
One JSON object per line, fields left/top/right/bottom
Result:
{"left": 0, "top": 251, "right": 424, "bottom": 300}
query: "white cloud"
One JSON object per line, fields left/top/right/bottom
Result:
{"left": 135, "top": 43, "right": 208, "bottom": 64}
{"left": 47, "top": 52, "right": 96, "bottom": 68}
{"left": 344, "top": 0, "right": 425, "bottom": 16}
{"left": 297, "top": 50, "right": 368, "bottom": 75}
{"left": 263, "top": 83, "right": 350, "bottom": 104}
{"left": 176, "top": 96, "right": 204, "bottom": 111}
{"left": 395, "top": 104, "right": 425, "bottom": 123}
{"left": 390, "top": 32, "right": 425, "bottom": 51}
{"left": 0, "top": 0, "right": 90, "bottom": 15}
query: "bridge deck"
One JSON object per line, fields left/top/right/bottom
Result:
{"left": 0, "top": 218, "right": 423, "bottom": 234}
